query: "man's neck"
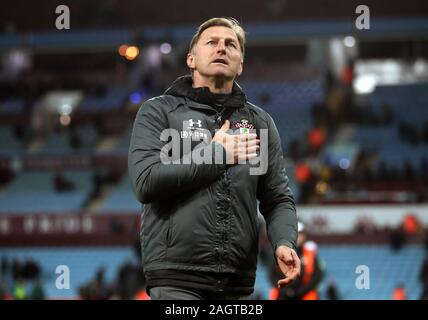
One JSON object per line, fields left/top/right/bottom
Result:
{"left": 192, "top": 73, "right": 233, "bottom": 94}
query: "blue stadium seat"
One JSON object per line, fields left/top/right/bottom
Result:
{"left": 99, "top": 175, "right": 140, "bottom": 212}
{"left": 0, "top": 170, "right": 93, "bottom": 213}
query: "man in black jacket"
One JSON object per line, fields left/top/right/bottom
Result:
{"left": 128, "top": 17, "right": 300, "bottom": 300}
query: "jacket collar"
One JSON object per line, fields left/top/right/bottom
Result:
{"left": 164, "top": 75, "right": 246, "bottom": 109}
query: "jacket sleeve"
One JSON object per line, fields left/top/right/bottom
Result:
{"left": 128, "top": 98, "right": 227, "bottom": 204}
{"left": 257, "top": 113, "right": 298, "bottom": 254}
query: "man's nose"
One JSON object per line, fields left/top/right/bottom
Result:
{"left": 216, "top": 41, "right": 226, "bottom": 53}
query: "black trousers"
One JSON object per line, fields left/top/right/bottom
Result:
{"left": 150, "top": 286, "right": 252, "bottom": 300}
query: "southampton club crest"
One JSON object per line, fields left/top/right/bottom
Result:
{"left": 234, "top": 119, "right": 255, "bottom": 134}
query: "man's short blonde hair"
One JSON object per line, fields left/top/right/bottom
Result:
{"left": 189, "top": 17, "right": 246, "bottom": 58}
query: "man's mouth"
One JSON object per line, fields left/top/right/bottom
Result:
{"left": 212, "top": 58, "right": 228, "bottom": 65}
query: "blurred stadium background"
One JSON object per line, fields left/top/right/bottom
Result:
{"left": 1, "top": 0, "right": 428, "bottom": 300}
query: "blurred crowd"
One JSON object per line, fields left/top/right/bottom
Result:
{"left": 0, "top": 241, "right": 148, "bottom": 300}
{"left": 77, "top": 262, "right": 147, "bottom": 300}
{"left": 285, "top": 64, "right": 428, "bottom": 204}
{"left": 0, "top": 256, "right": 45, "bottom": 300}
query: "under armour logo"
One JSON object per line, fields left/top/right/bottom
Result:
{"left": 187, "top": 119, "right": 202, "bottom": 128}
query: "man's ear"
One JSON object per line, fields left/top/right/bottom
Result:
{"left": 187, "top": 53, "right": 195, "bottom": 70}
{"left": 237, "top": 59, "right": 243, "bottom": 76}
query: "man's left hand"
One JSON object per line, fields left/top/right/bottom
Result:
{"left": 275, "top": 245, "right": 301, "bottom": 288}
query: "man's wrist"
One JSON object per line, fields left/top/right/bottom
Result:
{"left": 274, "top": 242, "right": 295, "bottom": 256}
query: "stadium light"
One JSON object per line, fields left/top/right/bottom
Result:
{"left": 344, "top": 36, "right": 356, "bottom": 48}
{"left": 59, "top": 103, "right": 72, "bottom": 115}
{"left": 339, "top": 158, "right": 350, "bottom": 170}
{"left": 130, "top": 92, "right": 143, "bottom": 104}
{"left": 59, "top": 114, "right": 71, "bottom": 126}
{"left": 160, "top": 42, "right": 172, "bottom": 54}
{"left": 353, "top": 74, "right": 378, "bottom": 94}
{"left": 125, "top": 46, "right": 139, "bottom": 60}
{"left": 118, "top": 44, "right": 128, "bottom": 56}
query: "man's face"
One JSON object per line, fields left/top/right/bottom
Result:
{"left": 187, "top": 26, "right": 243, "bottom": 81}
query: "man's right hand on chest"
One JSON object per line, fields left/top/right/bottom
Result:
{"left": 212, "top": 120, "right": 259, "bottom": 164}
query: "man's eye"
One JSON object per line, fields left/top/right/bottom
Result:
{"left": 227, "top": 42, "right": 237, "bottom": 48}
{"left": 207, "top": 41, "right": 216, "bottom": 45}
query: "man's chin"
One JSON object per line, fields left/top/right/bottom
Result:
{"left": 210, "top": 71, "right": 235, "bottom": 81}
